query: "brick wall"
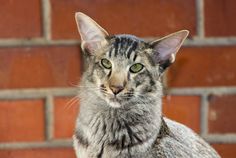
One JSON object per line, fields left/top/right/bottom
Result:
{"left": 0, "top": 0, "right": 235, "bottom": 157}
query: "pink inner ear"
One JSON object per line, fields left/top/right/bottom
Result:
{"left": 82, "top": 40, "right": 107, "bottom": 54}
{"left": 76, "top": 13, "right": 109, "bottom": 53}
{"left": 156, "top": 37, "right": 182, "bottom": 62}
{"left": 76, "top": 13, "right": 108, "bottom": 44}
{"left": 79, "top": 22, "right": 103, "bottom": 42}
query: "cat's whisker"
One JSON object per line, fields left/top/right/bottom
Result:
{"left": 76, "top": 85, "right": 99, "bottom": 88}
{"left": 68, "top": 82, "right": 80, "bottom": 88}
{"left": 79, "top": 87, "right": 101, "bottom": 90}
{"left": 64, "top": 96, "right": 80, "bottom": 110}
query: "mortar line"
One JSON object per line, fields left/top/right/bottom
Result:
{"left": 167, "top": 87, "right": 236, "bottom": 95}
{"left": 2, "top": 37, "right": 236, "bottom": 47}
{"left": 41, "top": 0, "right": 51, "bottom": 40}
{"left": 0, "top": 140, "right": 73, "bottom": 149}
{"left": 204, "top": 134, "right": 236, "bottom": 143}
{"left": 45, "top": 95, "right": 54, "bottom": 141}
{"left": 200, "top": 94, "right": 209, "bottom": 136}
{"left": 183, "top": 37, "right": 236, "bottom": 46}
{"left": 0, "top": 87, "right": 235, "bottom": 99}
{"left": 1, "top": 135, "right": 236, "bottom": 150}
{"left": 0, "top": 39, "right": 80, "bottom": 47}
{"left": 195, "top": 0, "right": 205, "bottom": 38}
{"left": 0, "top": 88, "right": 78, "bottom": 99}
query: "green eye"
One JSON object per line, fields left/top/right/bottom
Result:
{"left": 101, "top": 58, "right": 112, "bottom": 69}
{"left": 130, "top": 63, "right": 144, "bottom": 73}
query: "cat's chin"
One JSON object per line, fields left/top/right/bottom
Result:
{"left": 104, "top": 94, "right": 134, "bottom": 108}
{"left": 106, "top": 97, "right": 123, "bottom": 108}
{"left": 108, "top": 101, "right": 122, "bottom": 108}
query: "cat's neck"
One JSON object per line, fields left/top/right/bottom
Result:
{"left": 76, "top": 88, "right": 162, "bottom": 152}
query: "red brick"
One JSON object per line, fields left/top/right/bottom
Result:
{"left": 0, "top": 148, "right": 76, "bottom": 158}
{"left": 0, "top": 0, "right": 42, "bottom": 38}
{"left": 205, "top": 0, "right": 236, "bottom": 37}
{"left": 208, "top": 95, "right": 236, "bottom": 134}
{"left": 162, "top": 95, "right": 200, "bottom": 133}
{"left": 212, "top": 144, "right": 236, "bottom": 158}
{"left": 54, "top": 97, "right": 79, "bottom": 139}
{"left": 0, "top": 46, "right": 81, "bottom": 89}
{"left": 0, "top": 100, "right": 45, "bottom": 142}
{"left": 51, "top": 0, "right": 196, "bottom": 39}
{"left": 167, "top": 46, "right": 236, "bottom": 87}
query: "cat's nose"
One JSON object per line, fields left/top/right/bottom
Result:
{"left": 110, "top": 85, "right": 124, "bottom": 95}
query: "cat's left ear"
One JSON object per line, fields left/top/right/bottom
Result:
{"left": 150, "top": 30, "right": 189, "bottom": 72}
{"left": 75, "top": 12, "right": 109, "bottom": 55}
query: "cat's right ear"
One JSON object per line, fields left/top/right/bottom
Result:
{"left": 75, "top": 12, "right": 109, "bottom": 55}
{"left": 150, "top": 30, "right": 189, "bottom": 73}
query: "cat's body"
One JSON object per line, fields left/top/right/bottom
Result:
{"left": 73, "top": 13, "right": 220, "bottom": 158}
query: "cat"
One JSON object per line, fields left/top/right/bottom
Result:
{"left": 73, "top": 12, "right": 220, "bottom": 158}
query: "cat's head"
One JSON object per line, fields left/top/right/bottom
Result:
{"left": 75, "top": 12, "right": 188, "bottom": 108}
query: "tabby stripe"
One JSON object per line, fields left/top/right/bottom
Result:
{"left": 124, "top": 122, "right": 134, "bottom": 145}
{"left": 144, "top": 52, "right": 155, "bottom": 66}
{"left": 117, "top": 38, "right": 122, "bottom": 56}
{"left": 127, "top": 72, "right": 131, "bottom": 81}
{"left": 94, "top": 120, "right": 101, "bottom": 135}
{"left": 120, "top": 37, "right": 125, "bottom": 50}
{"left": 97, "top": 143, "right": 105, "bottom": 158}
{"left": 127, "top": 41, "right": 138, "bottom": 59}
{"left": 126, "top": 38, "right": 133, "bottom": 56}
{"left": 108, "top": 48, "right": 112, "bottom": 57}
{"left": 108, "top": 69, "right": 112, "bottom": 78}
{"left": 115, "top": 38, "right": 121, "bottom": 56}
{"left": 114, "top": 38, "right": 120, "bottom": 57}
{"left": 121, "top": 135, "right": 126, "bottom": 149}
{"left": 133, "top": 52, "right": 137, "bottom": 61}
{"left": 75, "top": 131, "right": 89, "bottom": 147}
{"left": 125, "top": 41, "right": 134, "bottom": 58}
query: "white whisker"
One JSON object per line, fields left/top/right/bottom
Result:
{"left": 64, "top": 96, "right": 80, "bottom": 110}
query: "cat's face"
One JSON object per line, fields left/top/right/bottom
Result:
{"left": 87, "top": 36, "right": 159, "bottom": 107}
{"left": 75, "top": 12, "right": 189, "bottom": 108}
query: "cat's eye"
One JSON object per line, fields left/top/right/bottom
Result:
{"left": 129, "top": 63, "right": 144, "bottom": 73}
{"left": 101, "top": 58, "right": 112, "bottom": 69}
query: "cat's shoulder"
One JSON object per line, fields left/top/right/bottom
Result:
{"left": 153, "top": 118, "right": 220, "bottom": 158}
{"left": 164, "top": 117, "right": 196, "bottom": 138}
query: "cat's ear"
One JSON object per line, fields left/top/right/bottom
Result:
{"left": 150, "top": 30, "right": 189, "bottom": 72}
{"left": 75, "top": 12, "right": 109, "bottom": 54}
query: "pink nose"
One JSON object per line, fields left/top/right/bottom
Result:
{"left": 109, "top": 85, "right": 124, "bottom": 95}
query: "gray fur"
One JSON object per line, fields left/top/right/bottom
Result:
{"left": 73, "top": 13, "right": 220, "bottom": 158}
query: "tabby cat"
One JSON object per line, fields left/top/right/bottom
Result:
{"left": 73, "top": 12, "right": 220, "bottom": 158}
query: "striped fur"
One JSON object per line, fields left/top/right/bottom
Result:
{"left": 73, "top": 13, "right": 220, "bottom": 158}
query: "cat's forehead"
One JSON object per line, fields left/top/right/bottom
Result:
{"left": 109, "top": 34, "right": 147, "bottom": 46}
{"left": 106, "top": 34, "right": 150, "bottom": 60}
{"left": 113, "top": 34, "right": 143, "bottom": 41}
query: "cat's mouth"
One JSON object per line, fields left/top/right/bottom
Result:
{"left": 108, "top": 92, "right": 134, "bottom": 106}
{"left": 109, "top": 96, "right": 121, "bottom": 103}
{"left": 108, "top": 94, "right": 132, "bottom": 108}
{"left": 100, "top": 84, "right": 133, "bottom": 106}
